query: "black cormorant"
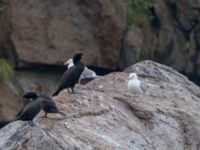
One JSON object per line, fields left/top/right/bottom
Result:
{"left": 0, "top": 92, "right": 42, "bottom": 128}
{"left": 53, "top": 53, "right": 84, "bottom": 96}
{"left": 38, "top": 94, "right": 67, "bottom": 117}
{"left": 0, "top": 92, "right": 67, "bottom": 129}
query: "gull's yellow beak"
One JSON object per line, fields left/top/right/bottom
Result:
{"left": 64, "top": 60, "right": 69, "bottom": 66}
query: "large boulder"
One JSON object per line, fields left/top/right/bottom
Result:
{"left": 1, "top": 0, "right": 199, "bottom": 79}
{"left": 0, "top": 0, "right": 198, "bottom": 78}
{"left": 9, "top": 0, "right": 126, "bottom": 69}
{"left": 0, "top": 60, "right": 200, "bottom": 149}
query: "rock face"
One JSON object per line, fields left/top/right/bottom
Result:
{"left": 15, "top": 70, "right": 62, "bottom": 97}
{"left": 9, "top": 0, "right": 126, "bottom": 69}
{"left": 0, "top": 0, "right": 199, "bottom": 79}
{"left": 0, "top": 1, "right": 11, "bottom": 48}
{"left": 0, "top": 81, "right": 23, "bottom": 120}
{"left": 1, "top": 60, "right": 200, "bottom": 149}
{"left": 119, "top": 0, "right": 200, "bottom": 78}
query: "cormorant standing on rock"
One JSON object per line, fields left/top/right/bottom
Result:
{"left": 53, "top": 53, "right": 84, "bottom": 96}
{"left": 38, "top": 94, "right": 67, "bottom": 117}
{"left": 0, "top": 92, "right": 67, "bottom": 129}
{"left": 0, "top": 92, "right": 42, "bottom": 129}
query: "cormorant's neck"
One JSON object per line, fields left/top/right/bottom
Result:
{"left": 73, "top": 60, "right": 81, "bottom": 65}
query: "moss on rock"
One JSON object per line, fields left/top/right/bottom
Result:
{"left": 0, "top": 59, "right": 13, "bottom": 83}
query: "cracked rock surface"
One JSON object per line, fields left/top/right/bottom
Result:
{"left": 0, "top": 60, "right": 200, "bottom": 150}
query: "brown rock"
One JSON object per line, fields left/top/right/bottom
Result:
{"left": 119, "top": 0, "right": 200, "bottom": 76}
{"left": 0, "top": 1, "right": 11, "bottom": 47}
{"left": 15, "top": 70, "right": 61, "bottom": 96}
{"left": 1, "top": 60, "right": 200, "bottom": 149}
{"left": 0, "top": 82, "right": 23, "bottom": 120}
{"left": 119, "top": 25, "right": 156, "bottom": 69}
{"left": 9, "top": 0, "right": 126, "bottom": 69}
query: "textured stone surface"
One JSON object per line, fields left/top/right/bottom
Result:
{"left": 9, "top": 0, "right": 126, "bottom": 69}
{"left": 0, "top": 1, "right": 11, "bottom": 48}
{"left": 15, "top": 70, "right": 62, "bottom": 96}
{"left": 0, "top": 81, "right": 23, "bottom": 120}
{"left": 120, "top": 0, "right": 200, "bottom": 76}
{"left": 0, "top": 60, "right": 200, "bottom": 149}
{"left": 0, "top": 0, "right": 199, "bottom": 78}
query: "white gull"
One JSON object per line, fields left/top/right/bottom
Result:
{"left": 127, "top": 73, "right": 145, "bottom": 94}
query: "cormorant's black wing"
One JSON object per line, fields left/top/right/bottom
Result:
{"left": 40, "top": 96, "right": 59, "bottom": 113}
{"left": 15, "top": 105, "right": 26, "bottom": 117}
{"left": 53, "top": 64, "right": 84, "bottom": 96}
{"left": 15, "top": 97, "right": 38, "bottom": 117}
{"left": 0, "top": 100, "right": 33, "bottom": 129}
{"left": 19, "top": 99, "right": 42, "bottom": 121}
{"left": 39, "top": 95, "right": 67, "bottom": 115}
{"left": 61, "top": 65, "right": 84, "bottom": 87}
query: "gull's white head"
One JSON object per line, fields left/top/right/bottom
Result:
{"left": 128, "top": 73, "right": 137, "bottom": 80}
{"left": 64, "top": 58, "right": 74, "bottom": 68}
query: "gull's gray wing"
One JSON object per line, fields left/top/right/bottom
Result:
{"left": 140, "top": 81, "right": 147, "bottom": 92}
{"left": 80, "top": 67, "right": 98, "bottom": 79}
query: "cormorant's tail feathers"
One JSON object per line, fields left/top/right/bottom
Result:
{"left": 52, "top": 88, "right": 61, "bottom": 96}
